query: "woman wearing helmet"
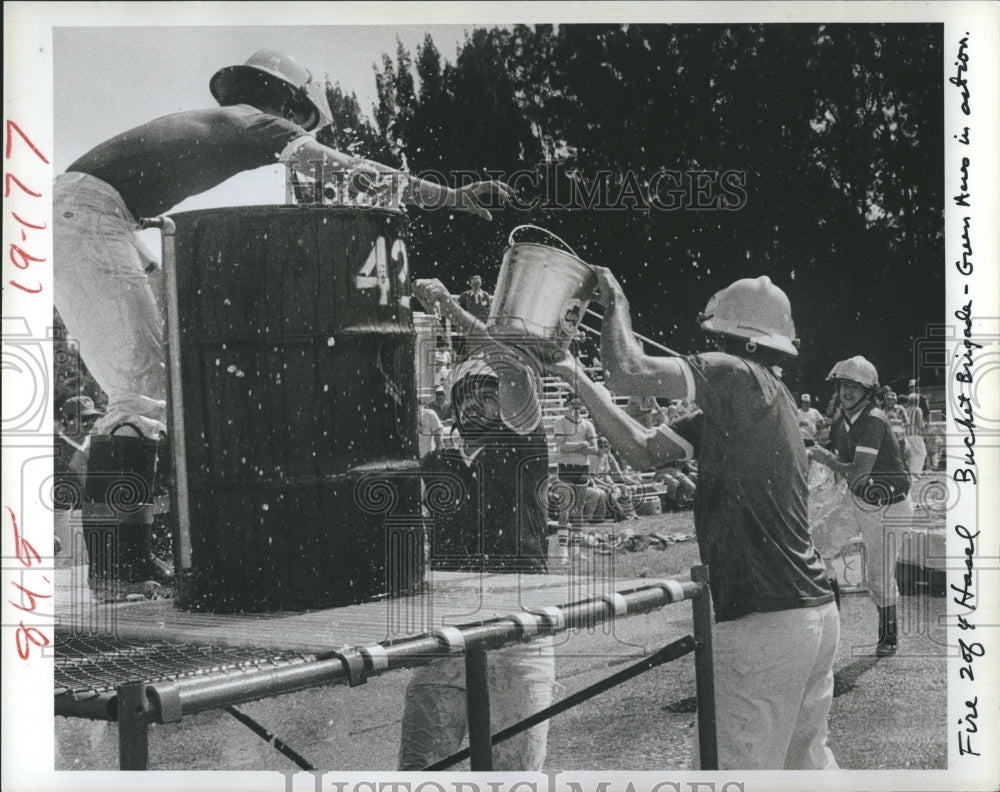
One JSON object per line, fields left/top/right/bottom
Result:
{"left": 542, "top": 270, "right": 838, "bottom": 770}
{"left": 54, "top": 48, "right": 512, "bottom": 443}
{"left": 808, "top": 355, "right": 912, "bottom": 657}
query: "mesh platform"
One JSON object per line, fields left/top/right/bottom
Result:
{"left": 55, "top": 632, "right": 319, "bottom": 699}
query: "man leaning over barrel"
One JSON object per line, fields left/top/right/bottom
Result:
{"left": 56, "top": 48, "right": 510, "bottom": 441}
{"left": 540, "top": 271, "right": 839, "bottom": 770}
{"left": 54, "top": 49, "right": 511, "bottom": 591}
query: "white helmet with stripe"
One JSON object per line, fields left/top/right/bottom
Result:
{"left": 826, "top": 355, "right": 879, "bottom": 389}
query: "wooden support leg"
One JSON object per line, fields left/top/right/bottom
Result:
{"left": 464, "top": 645, "right": 494, "bottom": 771}
{"left": 691, "top": 565, "right": 718, "bottom": 771}
{"left": 117, "top": 681, "right": 151, "bottom": 770}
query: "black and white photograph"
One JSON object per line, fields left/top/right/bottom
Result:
{"left": 2, "top": 3, "right": 998, "bottom": 791}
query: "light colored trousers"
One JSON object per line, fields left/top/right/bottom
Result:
{"left": 398, "top": 638, "right": 555, "bottom": 770}
{"left": 53, "top": 173, "right": 167, "bottom": 437}
{"left": 693, "top": 603, "right": 840, "bottom": 770}
{"left": 904, "top": 436, "right": 927, "bottom": 477}
{"left": 847, "top": 494, "right": 914, "bottom": 608}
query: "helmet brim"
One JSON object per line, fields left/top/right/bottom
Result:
{"left": 210, "top": 64, "right": 331, "bottom": 131}
{"left": 700, "top": 319, "right": 799, "bottom": 357}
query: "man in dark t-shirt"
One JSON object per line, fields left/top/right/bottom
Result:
{"left": 54, "top": 48, "right": 511, "bottom": 441}
{"left": 542, "top": 273, "right": 838, "bottom": 770}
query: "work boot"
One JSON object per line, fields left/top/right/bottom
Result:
{"left": 876, "top": 605, "right": 898, "bottom": 656}
{"left": 828, "top": 577, "right": 841, "bottom": 611}
{"left": 84, "top": 424, "right": 172, "bottom": 596}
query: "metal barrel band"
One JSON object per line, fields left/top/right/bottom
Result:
{"left": 332, "top": 650, "right": 368, "bottom": 687}
{"left": 530, "top": 605, "right": 565, "bottom": 631}
{"left": 435, "top": 626, "right": 466, "bottom": 653}
{"left": 601, "top": 592, "right": 629, "bottom": 616}
{"left": 509, "top": 611, "right": 540, "bottom": 638}
{"left": 655, "top": 579, "right": 688, "bottom": 602}
{"left": 358, "top": 643, "right": 389, "bottom": 673}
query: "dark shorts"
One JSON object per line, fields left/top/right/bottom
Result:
{"left": 558, "top": 463, "right": 590, "bottom": 486}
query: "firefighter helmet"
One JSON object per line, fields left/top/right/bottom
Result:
{"left": 211, "top": 49, "right": 333, "bottom": 131}
{"left": 698, "top": 276, "right": 799, "bottom": 356}
{"left": 826, "top": 356, "right": 880, "bottom": 389}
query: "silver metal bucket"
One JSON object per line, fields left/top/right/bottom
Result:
{"left": 487, "top": 225, "right": 596, "bottom": 352}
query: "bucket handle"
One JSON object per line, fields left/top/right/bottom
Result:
{"left": 508, "top": 225, "right": 579, "bottom": 258}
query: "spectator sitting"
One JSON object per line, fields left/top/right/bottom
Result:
{"left": 587, "top": 436, "right": 640, "bottom": 522}
{"left": 655, "top": 462, "right": 697, "bottom": 510}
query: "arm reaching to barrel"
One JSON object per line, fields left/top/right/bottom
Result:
{"left": 285, "top": 139, "right": 512, "bottom": 220}
{"left": 411, "top": 279, "right": 489, "bottom": 337}
{"left": 412, "top": 279, "right": 494, "bottom": 357}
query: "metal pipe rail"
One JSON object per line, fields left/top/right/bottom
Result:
{"left": 582, "top": 306, "right": 683, "bottom": 357}
{"left": 56, "top": 567, "right": 714, "bottom": 771}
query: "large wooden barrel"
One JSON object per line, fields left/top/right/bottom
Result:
{"left": 170, "top": 207, "right": 424, "bottom": 612}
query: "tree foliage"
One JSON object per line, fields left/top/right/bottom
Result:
{"left": 332, "top": 24, "right": 943, "bottom": 394}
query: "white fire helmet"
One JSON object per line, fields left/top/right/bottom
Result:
{"left": 698, "top": 276, "right": 799, "bottom": 356}
{"left": 826, "top": 355, "right": 880, "bottom": 389}
{"left": 211, "top": 49, "right": 334, "bottom": 131}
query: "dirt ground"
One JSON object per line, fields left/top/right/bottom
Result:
{"left": 55, "top": 482, "right": 949, "bottom": 773}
